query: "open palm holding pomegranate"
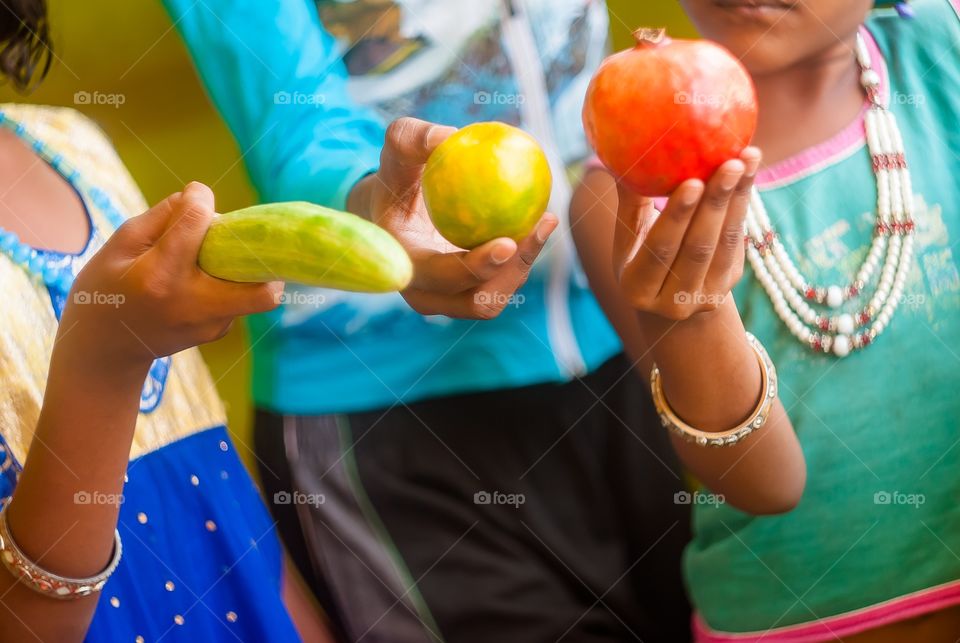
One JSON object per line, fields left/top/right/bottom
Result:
{"left": 583, "top": 28, "right": 761, "bottom": 319}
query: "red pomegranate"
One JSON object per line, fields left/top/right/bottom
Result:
{"left": 583, "top": 28, "right": 758, "bottom": 197}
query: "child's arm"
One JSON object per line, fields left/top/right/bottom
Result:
{"left": 571, "top": 157, "right": 806, "bottom": 515}
{"left": 0, "top": 183, "right": 281, "bottom": 641}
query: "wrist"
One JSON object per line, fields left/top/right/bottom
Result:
{"left": 651, "top": 331, "right": 775, "bottom": 443}
{"left": 56, "top": 296, "right": 157, "bottom": 375}
{"left": 637, "top": 295, "right": 739, "bottom": 345}
{"left": 50, "top": 326, "right": 152, "bottom": 392}
{"left": 640, "top": 299, "right": 762, "bottom": 431}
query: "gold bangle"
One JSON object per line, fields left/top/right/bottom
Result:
{"left": 0, "top": 498, "right": 122, "bottom": 599}
{"left": 650, "top": 332, "right": 778, "bottom": 447}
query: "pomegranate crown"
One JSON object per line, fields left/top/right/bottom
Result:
{"left": 632, "top": 28, "right": 668, "bottom": 46}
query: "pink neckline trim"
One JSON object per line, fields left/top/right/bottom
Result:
{"left": 754, "top": 26, "right": 888, "bottom": 190}
{"left": 693, "top": 578, "right": 960, "bottom": 642}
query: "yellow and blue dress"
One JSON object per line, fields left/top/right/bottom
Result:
{"left": 0, "top": 104, "right": 300, "bottom": 642}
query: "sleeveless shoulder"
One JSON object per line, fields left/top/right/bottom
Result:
{"left": 0, "top": 104, "right": 149, "bottom": 226}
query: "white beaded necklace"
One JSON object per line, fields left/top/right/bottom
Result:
{"left": 744, "top": 33, "right": 915, "bottom": 358}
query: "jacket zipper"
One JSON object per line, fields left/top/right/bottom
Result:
{"left": 499, "top": 0, "right": 587, "bottom": 378}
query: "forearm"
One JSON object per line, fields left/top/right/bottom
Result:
{"left": 1, "top": 333, "right": 148, "bottom": 640}
{"left": 571, "top": 170, "right": 804, "bottom": 514}
{"left": 639, "top": 300, "right": 760, "bottom": 430}
{"left": 639, "top": 302, "right": 804, "bottom": 513}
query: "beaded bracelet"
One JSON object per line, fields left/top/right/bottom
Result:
{"left": 650, "top": 332, "right": 778, "bottom": 447}
{"left": 0, "top": 499, "right": 122, "bottom": 599}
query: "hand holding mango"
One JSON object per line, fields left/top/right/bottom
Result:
{"left": 347, "top": 117, "right": 558, "bottom": 320}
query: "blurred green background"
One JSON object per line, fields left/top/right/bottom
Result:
{"left": 0, "top": 1, "right": 694, "bottom": 470}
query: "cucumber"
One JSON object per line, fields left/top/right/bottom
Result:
{"left": 198, "top": 201, "right": 412, "bottom": 293}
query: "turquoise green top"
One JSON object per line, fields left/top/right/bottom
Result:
{"left": 687, "top": 0, "right": 960, "bottom": 634}
{"left": 163, "top": 0, "right": 622, "bottom": 415}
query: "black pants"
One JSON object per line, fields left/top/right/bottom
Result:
{"left": 255, "top": 354, "right": 692, "bottom": 643}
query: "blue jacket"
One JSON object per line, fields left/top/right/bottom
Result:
{"left": 163, "top": 0, "right": 622, "bottom": 414}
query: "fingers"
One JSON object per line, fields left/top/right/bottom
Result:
{"left": 617, "top": 148, "right": 762, "bottom": 318}
{"left": 707, "top": 148, "right": 761, "bottom": 286}
{"left": 414, "top": 238, "right": 517, "bottom": 294}
{"left": 620, "top": 179, "right": 704, "bottom": 298}
{"left": 471, "top": 213, "right": 557, "bottom": 303}
{"left": 663, "top": 159, "right": 746, "bottom": 296}
{"left": 199, "top": 278, "right": 284, "bottom": 318}
{"left": 513, "top": 213, "right": 558, "bottom": 275}
{"left": 410, "top": 213, "right": 556, "bottom": 297}
{"left": 404, "top": 287, "right": 512, "bottom": 321}
{"left": 379, "top": 117, "right": 457, "bottom": 196}
{"left": 158, "top": 182, "right": 217, "bottom": 262}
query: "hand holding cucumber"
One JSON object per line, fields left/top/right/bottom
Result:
{"left": 62, "top": 182, "right": 282, "bottom": 371}
{"left": 350, "top": 117, "right": 558, "bottom": 320}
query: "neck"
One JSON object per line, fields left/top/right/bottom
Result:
{"left": 751, "top": 33, "right": 865, "bottom": 167}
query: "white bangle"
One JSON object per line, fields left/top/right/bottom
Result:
{"left": 650, "top": 332, "right": 778, "bottom": 447}
{"left": 0, "top": 498, "right": 122, "bottom": 599}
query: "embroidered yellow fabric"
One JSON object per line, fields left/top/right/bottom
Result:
{"left": 0, "top": 104, "right": 227, "bottom": 464}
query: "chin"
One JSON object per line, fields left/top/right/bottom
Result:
{"left": 684, "top": 21, "right": 812, "bottom": 75}
{"left": 720, "top": 35, "right": 801, "bottom": 75}
{"left": 681, "top": 0, "right": 870, "bottom": 75}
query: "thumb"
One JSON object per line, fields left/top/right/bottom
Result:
{"left": 158, "top": 182, "right": 217, "bottom": 261}
{"left": 378, "top": 117, "right": 456, "bottom": 198}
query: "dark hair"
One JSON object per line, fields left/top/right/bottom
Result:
{"left": 0, "top": 0, "right": 51, "bottom": 92}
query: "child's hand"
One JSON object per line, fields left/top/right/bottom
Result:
{"left": 61, "top": 182, "right": 282, "bottom": 371}
{"left": 354, "top": 117, "right": 558, "bottom": 320}
{"left": 613, "top": 148, "right": 761, "bottom": 321}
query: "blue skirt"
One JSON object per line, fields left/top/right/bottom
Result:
{"left": 80, "top": 426, "right": 300, "bottom": 642}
